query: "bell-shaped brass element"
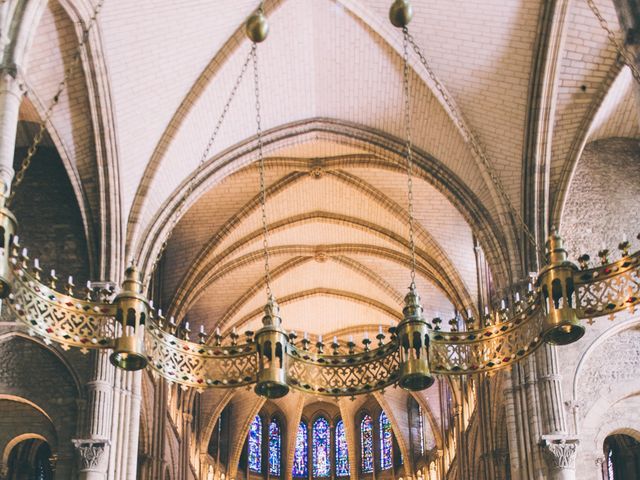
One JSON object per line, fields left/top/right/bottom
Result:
{"left": 254, "top": 296, "right": 289, "bottom": 399}
{"left": 397, "top": 283, "right": 435, "bottom": 391}
{"left": 0, "top": 197, "right": 16, "bottom": 298}
{"left": 246, "top": 10, "right": 269, "bottom": 43}
{"left": 389, "top": 0, "right": 413, "bottom": 28}
{"left": 110, "top": 266, "right": 150, "bottom": 371}
{"left": 536, "top": 233, "right": 585, "bottom": 346}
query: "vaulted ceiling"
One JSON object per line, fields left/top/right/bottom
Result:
{"left": 16, "top": 0, "right": 639, "bottom": 342}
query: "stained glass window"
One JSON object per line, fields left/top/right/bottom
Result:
{"left": 360, "top": 414, "right": 374, "bottom": 473}
{"left": 607, "top": 448, "right": 615, "bottom": 479}
{"left": 269, "top": 418, "right": 281, "bottom": 476}
{"left": 418, "top": 405, "right": 425, "bottom": 455}
{"left": 335, "top": 419, "right": 350, "bottom": 477}
{"left": 293, "top": 421, "right": 308, "bottom": 477}
{"left": 379, "top": 411, "right": 393, "bottom": 470}
{"left": 313, "top": 417, "right": 331, "bottom": 477}
{"left": 248, "top": 415, "right": 262, "bottom": 472}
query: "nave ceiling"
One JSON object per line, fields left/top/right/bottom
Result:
{"left": 13, "top": 0, "right": 640, "bottom": 356}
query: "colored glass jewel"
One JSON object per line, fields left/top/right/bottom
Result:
{"left": 248, "top": 415, "right": 262, "bottom": 472}
{"left": 313, "top": 417, "right": 331, "bottom": 477}
{"left": 269, "top": 418, "right": 281, "bottom": 476}
{"left": 335, "top": 419, "right": 350, "bottom": 477}
{"left": 292, "top": 421, "right": 308, "bottom": 477}
{"left": 380, "top": 411, "right": 393, "bottom": 470}
{"left": 361, "top": 414, "right": 374, "bottom": 474}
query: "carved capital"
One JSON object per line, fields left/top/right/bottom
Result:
{"left": 541, "top": 437, "right": 579, "bottom": 470}
{"left": 72, "top": 439, "right": 109, "bottom": 471}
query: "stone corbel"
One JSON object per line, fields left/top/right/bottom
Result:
{"left": 72, "top": 439, "right": 110, "bottom": 471}
{"left": 541, "top": 436, "right": 579, "bottom": 470}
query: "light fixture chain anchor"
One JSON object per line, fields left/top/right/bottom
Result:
{"left": 402, "top": 27, "right": 417, "bottom": 285}
{"left": 585, "top": 0, "right": 640, "bottom": 85}
{"left": 404, "top": 31, "right": 545, "bottom": 264}
{"left": 252, "top": 43, "right": 272, "bottom": 298}
{"left": 9, "top": 0, "right": 106, "bottom": 204}
{"left": 147, "top": 51, "right": 252, "bottom": 280}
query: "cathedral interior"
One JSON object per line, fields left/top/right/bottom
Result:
{"left": 0, "top": 0, "right": 639, "bottom": 479}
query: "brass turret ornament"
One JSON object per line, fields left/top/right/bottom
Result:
{"left": 254, "top": 296, "right": 289, "bottom": 399}
{"left": 3, "top": 1, "right": 640, "bottom": 397}
{"left": 397, "top": 284, "right": 434, "bottom": 390}
{"left": 536, "top": 233, "right": 584, "bottom": 345}
{"left": 110, "top": 266, "right": 150, "bottom": 371}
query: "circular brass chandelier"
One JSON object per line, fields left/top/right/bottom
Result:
{"left": 3, "top": 0, "right": 640, "bottom": 399}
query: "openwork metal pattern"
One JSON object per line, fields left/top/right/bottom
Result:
{"left": 7, "top": 238, "right": 640, "bottom": 396}
{"left": 575, "top": 251, "right": 640, "bottom": 319}
{"left": 7, "top": 266, "right": 115, "bottom": 351}
{"left": 145, "top": 324, "right": 257, "bottom": 389}
{"left": 430, "top": 302, "right": 545, "bottom": 374}
{"left": 287, "top": 343, "right": 400, "bottom": 396}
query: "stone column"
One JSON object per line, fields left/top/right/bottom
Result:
{"left": 78, "top": 350, "right": 116, "bottom": 479}
{"left": 541, "top": 438, "right": 579, "bottom": 480}
{"left": 0, "top": 71, "right": 23, "bottom": 196}
{"left": 536, "top": 345, "right": 567, "bottom": 435}
{"left": 108, "top": 368, "right": 142, "bottom": 480}
{"left": 73, "top": 439, "right": 111, "bottom": 478}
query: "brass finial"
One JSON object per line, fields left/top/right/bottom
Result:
{"left": 402, "top": 282, "right": 424, "bottom": 321}
{"left": 546, "top": 231, "right": 568, "bottom": 265}
{"left": 389, "top": 0, "right": 413, "bottom": 28}
{"left": 246, "top": 9, "right": 269, "bottom": 43}
{"left": 262, "top": 295, "right": 282, "bottom": 327}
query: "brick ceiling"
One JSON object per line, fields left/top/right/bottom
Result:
{"left": 19, "top": 0, "right": 639, "bottom": 337}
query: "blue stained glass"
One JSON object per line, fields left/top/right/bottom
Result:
{"left": 313, "top": 417, "right": 331, "bottom": 477}
{"left": 379, "top": 411, "right": 393, "bottom": 470}
{"left": 360, "top": 414, "right": 374, "bottom": 474}
{"left": 292, "top": 421, "right": 308, "bottom": 477}
{"left": 269, "top": 418, "right": 281, "bottom": 476}
{"left": 248, "top": 415, "right": 262, "bottom": 472}
{"left": 335, "top": 419, "right": 350, "bottom": 477}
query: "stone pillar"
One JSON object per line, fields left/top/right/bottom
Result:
{"left": 0, "top": 71, "right": 23, "bottom": 197}
{"left": 541, "top": 438, "right": 579, "bottom": 480}
{"left": 108, "top": 369, "right": 142, "bottom": 480}
{"left": 536, "top": 345, "right": 567, "bottom": 435}
{"left": 73, "top": 439, "right": 111, "bottom": 479}
{"left": 79, "top": 350, "right": 116, "bottom": 479}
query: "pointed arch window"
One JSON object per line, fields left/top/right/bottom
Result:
{"left": 269, "top": 418, "right": 281, "bottom": 476}
{"left": 335, "top": 419, "right": 350, "bottom": 477}
{"left": 360, "top": 414, "right": 374, "bottom": 473}
{"left": 248, "top": 415, "right": 262, "bottom": 472}
{"left": 379, "top": 411, "right": 393, "bottom": 470}
{"left": 293, "top": 421, "right": 308, "bottom": 477}
{"left": 313, "top": 417, "right": 331, "bottom": 477}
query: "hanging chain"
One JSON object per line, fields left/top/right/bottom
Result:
{"left": 402, "top": 28, "right": 417, "bottom": 285}
{"left": 146, "top": 50, "right": 252, "bottom": 279}
{"left": 404, "top": 32, "right": 544, "bottom": 261}
{"left": 9, "top": 0, "right": 106, "bottom": 204}
{"left": 252, "top": 42, "right": 272, "bottom": 298}
{"left": 586, "top": 0, "right": 640, "bottom": 84}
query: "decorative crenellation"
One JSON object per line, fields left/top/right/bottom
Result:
{"left": 541, "top": 437, "right": 579, "bottom": 470}
{"left": 72, "top": 439, "right": 109, "bottom": 471}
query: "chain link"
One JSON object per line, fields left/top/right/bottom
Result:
{"left": 252, "top": 42, "right": 273, "bottom": 298}
{"left": 405, "top": 31, "right": 543, "bottom": 261}
{"left": 9, "top": 0, "right": 106, "bottom": 204}
{"left": 402, "top": 28, "right": 417, "bottom": 285}
{"left": 146, "top": 51, "right": 252, "bottom": 280}
{"left": 586, "top": 0, "right": 640, "bottom": 84}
